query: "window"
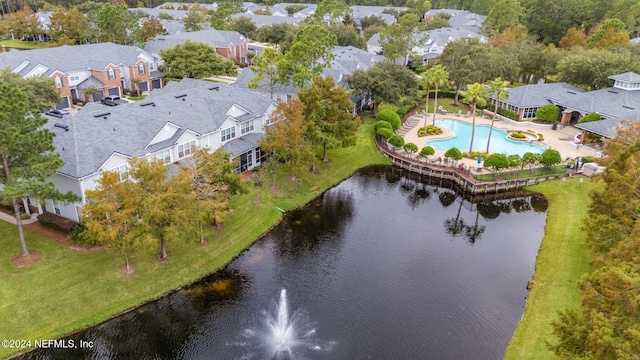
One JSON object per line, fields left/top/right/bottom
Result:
{"left": 177, "top": 140, "right": 195, "bottom": 158}
{"left": 69, "top": 73, "right": 79, "bottom": 81}
{"left": 53, "top": 201, "right": 61, "bottom": 215}
{"left": 112, "top": 164, "right": 129, "bottom": 182}
{"left": 155, "top": 149, "right": 171, "bottom": 164}
{"left": 523, "top": 107, "right": 538, "bottom": 119}
{"left": 221, "top": 126, "right": 236, "bottom": 142}
{"left": 506, "top": 104, "right": 518, "bottom": 113}
{"left": 108, "top": 69, "right": 116, "bottom": 80}
{"left": 54, "top": 77, "right": 62, "bottom": 88}
{"left": 286, "top": 94, "right": 292, "bottom": 102}
{"left": 138, "top": 64, "right": 145, "bottom": 74}
{"left": 75, "top": 205, "right": 82, "bottom": 220}
{"left": 241, "top": 120, "right": 254, "bottom": 134}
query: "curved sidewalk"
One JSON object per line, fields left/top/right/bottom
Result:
{"left": 0, "top": 211, "right": 37, "bottom": 225}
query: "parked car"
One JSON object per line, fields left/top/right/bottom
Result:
{"left": 101, "top": 95, "right": 125, "bottom": 106}
{"left": 44, "top": 109, "right": 70, "bottom": 118}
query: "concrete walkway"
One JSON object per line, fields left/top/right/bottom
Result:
{"left": 0, "top": 210, "right": 37, "bottom": 225}
{"left": 401, "top": 112, "right": 599, "bottom": 170}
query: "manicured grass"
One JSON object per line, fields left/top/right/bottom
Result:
{"left": 504, "top": 176, "right": 598, "bottom": 359}
{"left": 0, "top": 119, "right": 389, "bottom": 359}
{"left": 0, "top": 39, "right": 50, "bottom": 50}
{"left": 423, "top": 96, "right": 467, "bottom": 114}
{"left": 128, "top": 95, "right": 147, "bottom": 101}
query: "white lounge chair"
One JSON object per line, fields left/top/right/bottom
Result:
{"left": 464, "top": 111, "right": 470, "bottom": 117}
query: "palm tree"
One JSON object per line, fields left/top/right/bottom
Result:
{"left": 485, "top": 77, "right": 510, "bottom": 154}
{"left": 425, "top": 64, "right": 449, "bottom": 127}
{"left": 420, "top": 71, "right": 433, "bottom": 130}
{"left": 462, "top": 83, "right": 487, "bottom": 155}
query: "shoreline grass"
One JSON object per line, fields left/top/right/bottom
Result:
{"left": 0, "top": 39, "right": 50, "bottom": 50}
{"left": 0, "top": 119, "right": 389, "bottom": 359}
{"left": 504, "top": 176, "right": 598, "bottom": 359}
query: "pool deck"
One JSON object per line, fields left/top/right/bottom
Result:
{"left": 403, "top": 112, "right": 599, "bottom": 170}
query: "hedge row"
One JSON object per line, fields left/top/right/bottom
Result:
{"left": 37, "top": 212, "right": 79, "bottom": 234}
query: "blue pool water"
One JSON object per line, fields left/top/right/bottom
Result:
{"left": 425, "top": 119, "right": 546, "bottom": 156}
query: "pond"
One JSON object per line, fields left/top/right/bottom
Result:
{"left": 19, "top": 165, "right": 548, "bottom": 360}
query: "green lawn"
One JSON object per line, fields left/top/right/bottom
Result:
{"left": 504, "top": 176, "right": 597, "bottom": 359}
{"left": 424, "top": 96, "right": 467, "bottom": 114}
{"left": 0, "top": 119, "right": 389, "bottom": 359}
{"left": 0, "top": 39, "right": 49, "bottom": 50}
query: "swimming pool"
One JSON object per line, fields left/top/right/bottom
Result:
{"left": 425, "top": 119, "right": 546, "bottom": 156}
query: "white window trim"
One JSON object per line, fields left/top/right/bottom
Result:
{"left": 177, "top": 140, "right": 196, "bottom": 159}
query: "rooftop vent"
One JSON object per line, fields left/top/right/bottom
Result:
{"left": 209, "top": 86, "right": 219, "bottom": 91}
{"left": 608, "top": 90, "right": 619, "bottom": 94}
{"left": 623, "top": 105, "right": 635, "bottom": 109}
{"left": 174, "top": 94, "right": 187, "bottom": 99}
{"left": 567, "top": 91, "right": 577, "bottom": 94}
{"left": 54, "top": 123, "right": 69, "bottom": 131}
{"left": 140, "top": 102, "right": 155, "bottom": 107}
{"left": 93, "top": 112, "right": 111, "bottom": 118}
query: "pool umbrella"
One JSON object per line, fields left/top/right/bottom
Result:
{"left": 477, "top": 154, "right": 482, "bottom": 164}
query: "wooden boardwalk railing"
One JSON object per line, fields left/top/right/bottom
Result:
{"left": 375, "top": 135, "right": 559, "bottom": 194}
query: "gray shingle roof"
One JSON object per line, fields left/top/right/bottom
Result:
{"left": 575, "top": 118, "right": 623, "bottom": 138}
{"left": 609, "top": 72, "right": 640, "bottom": 82}
{"left": 77, "top": 76, "right": 106, "bottom": 89}
{"left": 424, "top": 9, "right": 486, "bottom": 33}
{"left": 144, "top": 29, "right": 246, "bottom": 55}
{"left": 223, "top": 132, "right": 263, "bottom": 155}
{"left": 0, "top": 43, "right": 153, "bottom": 77}
{"left": 230, "top": 13, "right": 303, "bottom": 27}
{"left": 502, "top": 83, "right": 584, "bottom": 108}
{"left": 47, "top": 79, "right": 274, "bottom": 178}
{"left": 130, "top": 7, "right": 188, "bottom": 19}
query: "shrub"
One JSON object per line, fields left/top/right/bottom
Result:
{"left": 508, "top": 154, "right": 522, "bottom": 167}
{"left": 420, "top": 146, "right": 435, "bottom": 157}
{"left": 388, "top": 134, "right": 405, "bottom": 149}
{"left": 537, "top": 132, "right": 544, "bottom": 141}
{"left": 68, "top": 223, "right": 96, "bottom": 246}
{"left": 37, "top": 212, "right": 78, "bottom": 234}
{"left": 376, "top": 109, "right": 401, "bottom": 130}
{"left": 540, "top": 149, "right": 562, "bottom": 167}
{"left": 582, "top": 155, "right": 595, "bottom": 163}
{"left": 535, "top": 104, "right": 560, "bottom": 123}
{"left": 497, "top": 107, "right": 518, "bottom": 120}
{"left": 417, "top": 125, "right": 443, "bottom": 137}
{"left": 444, "top": 147, "right": 463, "bottom": 161}
{"left": 466, "top": 151, "right": 486, "bottom": 160}
{"left": 510, "top": 131, "right": 527, "bottom": 139}
{"left": 403, "top": 142, "right": 418, "bottom": 154}
{"left": 377, "top": 128, "right": 394, "bottom": 139}
{"left": 484, "top": 153, "right": 510, "bottom": 170}
{"left": 578, "top": 112, "right": 601, "bottom": 124}
{"left": 374, "top": 120, "right": 393, "bottom": 132}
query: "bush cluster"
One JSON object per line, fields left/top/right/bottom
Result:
{"left": 497, "top": 107, "right": 518, "bottom": 120}
{"left": 37, "top": 212, "right": 79, "bottom": 234}
{"left": 68, "top": 223, "right": 96, "bottom": 246}
{"left": 417, "top": 125, "right": 443, "bottom": 137}
{"left": 376, "top": 109, "right": 401, "bottom": 131}
{"left": 374, "top": 120, "right": 393, "bottom": 132}
{"left": 465, "top": 151, "right": 486, "bottom": 160}
{"left": 510, "top": 132, "right": 527, "bottom": 139}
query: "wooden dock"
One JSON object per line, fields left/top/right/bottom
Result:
{"left": 376, "top": 135, "right": 560, "bottom": 195}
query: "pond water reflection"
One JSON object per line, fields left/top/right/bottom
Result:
{"left": 20, "top": 165, "right": 548, "bottom": 360}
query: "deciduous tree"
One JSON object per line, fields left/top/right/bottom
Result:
{"left": 128, "top": 157, "right": 194, "bottom": 262}
{"left": 82, "top": 171, "right": 138, "bottom": 273}
{"left": 139, "top": 16, "right": 167, "bottom": 42}
{"left": 0, "top": 82, "right": 79, "bottom": 258}
{"left": 96, "top": 3, "right": 139, "bottom": 45}
{"left": 482, "top": 0, "right": 524, "bottom": 35}
{"left": 259, "top": 99, "right": 315, "bottom": 180}
{"left": 314, "top": 0, "right": 351, "bottom": 24}
{"left": 298, "top": 76, "right": 359, "bottom": 163}
{"left": 159, "top": 41, "right": 236, "bottom": 78}
{"left": 49, "top": 7, "right": 87, "bottom": 45}
{"left": 0, "top": 69, "right": 60, "bottom": 112}
{"left": 184, "top": 6, "right": 208, "bottom": 32}
{"left": 179, "top": 147, "right": 236, "bottom": 245}
{"left": 345, "top": 61, "right": 418, "bottom": 115}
